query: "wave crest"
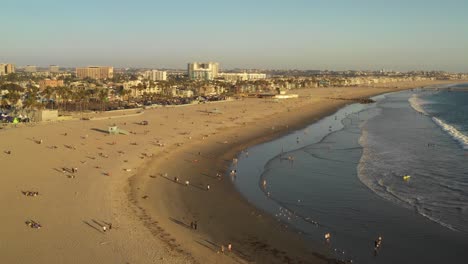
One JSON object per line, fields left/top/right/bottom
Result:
{"left": 408, "top": 94, "right": 429, "bottom": 115}
{"left": 432, "top": 117, "right": 468, "bottom": 150}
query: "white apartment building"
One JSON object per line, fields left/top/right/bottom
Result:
{"left": 218, "top": 72, "right": 267, "bottom": 82}
{"left": 188, "top": 62, "right": 219, "bottom": 81}
{"left": 144, "top": 70, "right": 167, "bottom": 81}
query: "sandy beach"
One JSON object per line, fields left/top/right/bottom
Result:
{"left": 0, "top": 80, "right": 464, "bottom": 264}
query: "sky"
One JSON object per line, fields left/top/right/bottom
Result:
{"left": 1, "top": 0, "right": 467, "bottom": 71}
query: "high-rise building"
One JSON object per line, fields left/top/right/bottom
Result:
{"left": 25, "top": 65, "right": 37, "bottom": 73}
{"left": 188, "top": 62, "right": 219, "bottom": 81}
{"left": 0, "top": 63, "right": 16, "bottom": 75}
{"left": 76, "top": 66, "right": 114, "bottom": 80}
{"left": 144, "top": 70, "right": 167, "bottom": 81}
{"left": 50, "top": 65, "right": 60, "bottom": 73}
{"left": 5, "top": 64, "right": 15, "bottom": 74}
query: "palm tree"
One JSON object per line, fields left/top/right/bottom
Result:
{"left": 97, "top": 88, "right": 109, "bottom": 111}
{"left": 30, "top": 85, "right": 42, "bottom": 108}
{"left": 42, "top": 87, "right": 55, "bottom": 109}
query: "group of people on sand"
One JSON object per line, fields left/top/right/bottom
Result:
{"left": 61, "top": 167, "right": 79, "bottom": 178}
{"left": 173, "top": 176, "right": 190, "bottom": 187}
{"left": 25, "top": 220, "right": 42, "bottom": 229}
{"left": 22, "top": 191, "right": 39, "bottom": 197}
{"left": 61, "top": 167, "right": 78, "bottom": 174}
{"left": 102, "top": 223, "right": 112, "bottom": 232}
{"left": 220, "top": 243, "right": 232, "bottom": 254}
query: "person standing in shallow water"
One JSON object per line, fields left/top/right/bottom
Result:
{"left": 374, "top": 236, "right": 382, "bottom": 256}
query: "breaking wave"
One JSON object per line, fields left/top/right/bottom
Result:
{"left": 409, "top": 94, "right": 467, "bottom": 150}
{"left": 408, "top": 94, "right": 429, "bottom": 115}
{"left": 432, "top": 117, "right": 468, "bottom": 150}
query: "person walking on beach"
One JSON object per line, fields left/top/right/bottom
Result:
{"left": 194, "top": 221, "right": 198, "bottom": 230}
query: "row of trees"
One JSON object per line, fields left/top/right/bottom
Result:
{"left": 0, "top": 83, "right": 132, "bottom": 112}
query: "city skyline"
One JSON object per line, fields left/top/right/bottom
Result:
{"left": 1, "top": 0, "right": 467, "bottom": 72}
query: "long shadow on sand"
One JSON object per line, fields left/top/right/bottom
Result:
{"left": 159, "top": 175, "right": 186, "bottom": 186}
{"left": 169, "top": 217, "right": 191, "bottom": 229}
{"left": 82, "top": 220, "right": 103, "bottom": 234}
{"left": 91, "top": 128, "right": 109, "bottom": 134}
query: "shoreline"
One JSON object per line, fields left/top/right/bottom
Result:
{"left": 231, "top": 86, "right": 468, "bottom": 263}
{"left": 0, "top": 80, "right": 466, "bottom": 264}
{"left": 132, "top": 80, "right": 468, "bottom": 263}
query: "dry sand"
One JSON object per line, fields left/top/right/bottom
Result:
{"left": 0, "top": 80, "right": 464, "bottom": 264}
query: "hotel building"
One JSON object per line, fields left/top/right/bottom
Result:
{"left": 144, "top": 70, "right": 167, "bottom": 81}
{"left": 76, "top": 66, "right": 113, "bottom": 80}
{"left": 188, "top": 62, "right": 219, "bottom": 81}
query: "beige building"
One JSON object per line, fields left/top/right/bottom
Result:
{"left": 188, "top": 62, "right": 219, "bottom": 80}
{"left": 49, "top": 65, "right": 60, "bottom": 73}
{"left": 38, "top": 79, "right": 64, "bottom": 90}
{"left": 0, "top": 63, "right": 16, "bottom": 75}
{"left": 76, "top": 66, "right": 113, "bottom": 80}
{"left": 25, "top": 65, "right": 37, "bottom": 72}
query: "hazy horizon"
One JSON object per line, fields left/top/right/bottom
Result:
{"left": 1, "top": 0, "right": 467, "bottom": 72}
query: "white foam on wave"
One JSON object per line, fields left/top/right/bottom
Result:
{"left": 357, "top": 125, "right": 466, "bottom": 232}
{"left": 418, "top": 211, "right": 459, "bottom": 232}
{"left": 432, "top": 117, "right": 468, "bottom": 150}
{"left": 408, "top": 94, "right": 429, "bottom": 115}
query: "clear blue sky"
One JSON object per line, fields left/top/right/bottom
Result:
{"left": 1, "top": 0, "right": 467, "bottom": 71}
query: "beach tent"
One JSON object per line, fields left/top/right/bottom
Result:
{"left": 108, "top": 126, "right": 119, "bottom": 134}
{"left": 108, "top": 126, "right": 130, "bottom": 135}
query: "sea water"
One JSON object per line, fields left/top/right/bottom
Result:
{"left": 233, "top": 84, "right": 468, "bottom": 264}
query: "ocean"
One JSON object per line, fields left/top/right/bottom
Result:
{"left": 232, "top": 84, "right": 468, "bottom": 264}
